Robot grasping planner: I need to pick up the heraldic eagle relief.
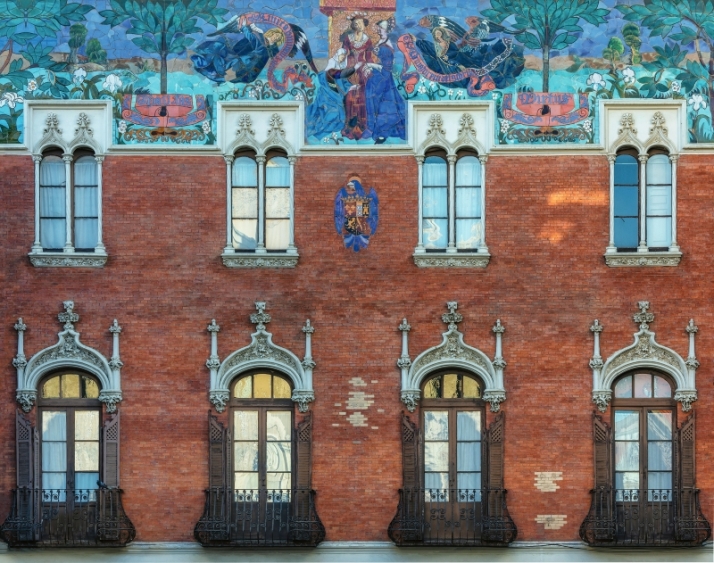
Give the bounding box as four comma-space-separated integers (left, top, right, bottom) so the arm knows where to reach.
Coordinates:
334, 177, 379, 251
1, 0, 713, 146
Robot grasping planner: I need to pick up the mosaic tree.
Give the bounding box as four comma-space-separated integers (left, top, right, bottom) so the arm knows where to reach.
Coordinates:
618, 0, 714, 114
100, 0, 227, 94
482, 0, 609, 92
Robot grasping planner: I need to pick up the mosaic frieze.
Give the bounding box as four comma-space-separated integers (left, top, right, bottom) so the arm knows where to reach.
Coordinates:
0, 1, 711, 146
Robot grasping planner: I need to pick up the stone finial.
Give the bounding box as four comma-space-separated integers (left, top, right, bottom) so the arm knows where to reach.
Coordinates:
398, 318, 411, 332
590, 319, 603, 333
492, 319, 505, 334
58, 301, 79, 331
633, 301, 654, 331
236, 113, 254, 136
250, 302, 271, 331
44, 113, 61, 135
302, 319, 314, 334
427, 113, 445, 136
207, 319, 220, 333
618, 113, 636, 134
442, 301, 463, 331
14, 318, 26, 332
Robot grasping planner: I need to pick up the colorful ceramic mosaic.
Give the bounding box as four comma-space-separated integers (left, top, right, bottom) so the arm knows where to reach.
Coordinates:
0, 1, 712, 146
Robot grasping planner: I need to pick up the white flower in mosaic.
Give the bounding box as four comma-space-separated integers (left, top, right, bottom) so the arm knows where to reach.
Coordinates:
201, 120, 211, 134
248, 89, 257, 98
671, 80, 681, 93
582, 119, 592, 132
322, 136, 330, 143
492, 92, 499, 100
73, 67, 87, 85
622, 67, 635, 85
294, 92, 304, 101
103, 74, 122, 94
27, 80, 37, 92
448, 89, 454, 96
417, 85, 427, 94
500, 119, 510, 133
689, 93, 707, 111
586, 72, 606, 91
118, 120, 127, 134
0, 92, 24, 109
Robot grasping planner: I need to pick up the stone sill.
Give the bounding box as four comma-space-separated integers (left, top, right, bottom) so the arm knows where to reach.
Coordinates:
604, 251, 682, 267
222, 252, 298, 268
29, 251, 107, 268
413, 252, 490, 268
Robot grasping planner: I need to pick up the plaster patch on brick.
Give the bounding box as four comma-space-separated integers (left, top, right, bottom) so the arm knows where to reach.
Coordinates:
334, 403, 342, 407
535, 515, 567, 530
338, 411, 346, 416
371, 426, 379, 430
331, 423, 340, 427
337, 377, 376, 427
371, 380, 379, 384
535, 471, 563, 492
349, 377, 367, 387
377, 409, 385, 413
348, 412, 368, 427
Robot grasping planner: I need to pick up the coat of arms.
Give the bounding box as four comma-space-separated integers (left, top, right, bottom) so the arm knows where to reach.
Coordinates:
334, 177, 379, 251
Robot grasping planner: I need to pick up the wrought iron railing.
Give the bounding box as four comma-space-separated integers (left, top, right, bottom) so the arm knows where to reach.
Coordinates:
0, 487, 136, 547
579, 487, 711, 546
194, 488, 325, 547
388, 488, 517, 546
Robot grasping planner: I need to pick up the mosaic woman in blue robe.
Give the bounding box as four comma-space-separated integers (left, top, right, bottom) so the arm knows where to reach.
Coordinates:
365, 19, 406, 143
306, 48, 356, 140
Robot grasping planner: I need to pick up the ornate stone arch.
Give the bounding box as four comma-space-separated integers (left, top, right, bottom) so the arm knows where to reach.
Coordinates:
66, 112, 103, 155
397, 302, 506, 413
589, 302, 698, 412
416, 113, 450, 156
261, 113, 295, 156
608, 112, 646, 156
224, 113, 261, 156
13, 301, 124, 413
206, 302, 315, 413
33, 112, 69, 155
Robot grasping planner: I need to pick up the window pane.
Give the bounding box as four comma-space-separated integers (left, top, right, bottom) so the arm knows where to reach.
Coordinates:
265, 157, 289, 186
253, 373, 272, 398
75, 411, 99, 441
40, 187, 66, 217
616, 472, 639, 491
648, 472, 672, 492
646, 217, 671, 247
234, 377, 252, 398
456, 187, 481, 218
74, 472, 99, 495
456, 219, 482, 249
266, 187, 290, 219
74, 156, 98, 185
42, 442, 67, 471
235, 472, 259, 490
425, 442, 449, 472
614, 186, 638, 216
614, 376, 632, 398
83, 376, 99, 399
423, 377, 441, 399
234, 442, 258, 471
40, 156, 66, 187
423, 188, 447, 217
232, 157, 257, 187
232, 188, 258, 218
457, 442, 481, 471
455, 156, 480, 187
646, 185, 672, 215
234, 411, 258, 440
43, 376, 61, 398
75, 218, 98, 249
634, 373, 652, 398
62, 374, 80, 398
42, 411, 67, 441
266, 442, 291, 471
40, 219, 66, 249
424, 411, 448, 441
265, 219, 289, 250
443, 374, 458, 398
648, 442, 672, 471
646, 154, 671, 185
267, 411, 291, 441
74, 187, 98, 217
653, 376, 671, 398
273, 376, 291, 399
457, 472, 481, 491
463, 376, 480, 398
423, 157, 447, 186
422, 218, 448, 249
615, 442, 639, 471
424, 472, 448, 491
75, 442, 99, 471
457, 411, 481, 441
614, 217, 638, 248
267, 472, 291, 490
232, 219, 257, 249
42, 472, 67, 491
614, 411, 639, 440
614, 155, 638, 184
648, 411, 672, 441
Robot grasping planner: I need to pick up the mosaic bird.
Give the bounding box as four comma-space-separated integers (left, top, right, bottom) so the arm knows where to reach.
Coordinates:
418, 15, 523, 47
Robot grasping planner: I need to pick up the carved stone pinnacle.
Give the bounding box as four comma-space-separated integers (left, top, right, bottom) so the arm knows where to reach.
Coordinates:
250, 302, 271, 331
14, 318, 26, 332
633, 301, 654, 331
207, 319, 220, 333
590, 320, 603, 333
492, 319, 505, 334
109, 319, 122, 333
442, 302, 463, 331
302, 319, 315, 334
686, 319, 698, 334
399, 318, 411, 332
58, 301, 79, 331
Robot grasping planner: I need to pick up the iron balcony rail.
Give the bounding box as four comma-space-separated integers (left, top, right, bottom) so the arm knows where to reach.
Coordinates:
194, 487, 325, 547
579, 487, 711, 547
0, 487, 136, 547
388, 488, 517, 546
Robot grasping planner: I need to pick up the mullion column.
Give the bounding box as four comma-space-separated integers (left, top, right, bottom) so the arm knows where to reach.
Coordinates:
669, 154, 679, 252
638, 154, 648, 252
32, 155, 42, 252
256, 156, 266, 253
447, 155, 456, 253
288, 156, 297, 253
63, 154, 73, 252
479, 155, 488, 253
95, 156, 105, 252
223, 156, 234, 253
416, 156, 424, 253
606, 155, 616, 253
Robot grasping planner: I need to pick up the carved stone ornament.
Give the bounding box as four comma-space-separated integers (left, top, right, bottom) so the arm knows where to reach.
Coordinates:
68, 112, 102, 154
228, 113, 259, 154
413, 254, 490, 268
453, 113, 485, 153
592, 302, 698, 412
262, 113, 294, 155
29, 253, 108, 268
604, 251, 681, 268
400, 302, 506, 412
35, 113, 65, 153
417, 113, 450, 154
221, 254, 298, 268
210, 302, 316, 412
13, 301, 123, 412
644, 111, 676, 154
609, 112, 645, 154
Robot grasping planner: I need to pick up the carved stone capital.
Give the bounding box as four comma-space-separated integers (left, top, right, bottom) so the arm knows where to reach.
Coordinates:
492, 319, 505, 334
592, 391, 612, 412
589, 357, 604, 370
207, 319, 221, 333
109, 319, 122, 334
685, 357, 700, 370
209, 390, 230, 413
674, 390, 697, 412
301, 358, 316, 370
292, 390, 314, 413
12, 355, 27, 370
302, 320, 315, 335
16, 390, 36, 412
397, 356, 412, 370
590, 320, 603, 333
492, 357, 507, 370
483, 391, 506, 413
99, 392, 122, 413
401, 390, 420, 412
399, 319, 411, 332
14, 318, 27, 332
686, 319, 698, 334
206, 356, 221, 371
108, 357, 124, 370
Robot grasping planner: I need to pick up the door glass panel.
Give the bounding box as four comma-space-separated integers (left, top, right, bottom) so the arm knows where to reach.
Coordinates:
634, 373, 652, 398
273, 377, 291, 399
266, 442, 291, 472
647, 442, 672, 471
425, 472, 448, 491
443, 374, 459, 398
235, 472, 259, 490
43, 377, 61, 398
267, 411, 291, 441
457, 472, 481, 490
614, 411, 639, 440
424, 411, 448, 441
424, 442, 448, 472
457, 442, 480, 471
457, 411, 481, 441
614, 376, 632, 398
234, 377, 252, 398
253, 374, 272, 398
75, 411, 99, 440
462, 376, 480, 398
75, 442, 99, 471
267, 472, 291, 491
42, 442, 67, 471
615, 442, 639, 471
62, 374, 80, 398
234, 410, 258, 440
83, 377, 99, 399
653, 376, 671, 398
647, 411, 672, 440
42, 411, 67, 441
234, 442, 258, 471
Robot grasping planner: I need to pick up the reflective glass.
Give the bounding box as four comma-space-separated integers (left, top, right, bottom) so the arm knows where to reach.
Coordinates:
253, 374, 272, 398
266, 188, 290, 218
42, 442, 67, 471
423, 157, 447, 186
232, 188, 258, 218
615, 442, 639, 471
462, 376, 480, 398
646, 154, 671, 185
455, 156, 480, 187
423, 188, 448, 217
457, 472, 481, 491
647, 411, 672, 441
614, 376, 632, 398
614, 155, 638, 184
74, 188, 97, 216
424, 472, 448, 491
646, 184, 672, 215
653, 376, 671, 398
42, 411, 67, 441
267, 472, 291, 490
74, 472, 99, 499
456, 219, 482, 249
62, 374, 80, 398
42, 472, 67, 492
75, 411, 99, 440
634, 373, 652, 398
614, 411, 639, 440
423, 377, 441, 399
75, 442, 99, 471
422, 218, 448, 248
646, 217, 671, 247
265, 218, 289, 249
75, 218, 98, 249
266, 442, 291, 471
457, 442, 480, 471
647, 472, 672, 492
273, 376, 291, 399
234, 442, 258, 471
265, 157, 289, 186
614, 217, 638, 248
234, 410, 258, 440
614, 186, 639, 216
267, 411, 291, 441
234, 472, 259, 491
424, 442, 449, 472
83, 377, 99, 399
232, 219, 257, 249
457, 411, 481, 441
647, 442, 672, 471
456, 187, 481, 217
234, 377, 252, 398
232, 157, 257, 187
443, 374, 458, 398
424, 411, 448, 441
615, 471, 639, 490
43, 376, 61, 398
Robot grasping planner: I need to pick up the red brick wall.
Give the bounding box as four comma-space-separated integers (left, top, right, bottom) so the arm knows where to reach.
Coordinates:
0, 152, 712, 542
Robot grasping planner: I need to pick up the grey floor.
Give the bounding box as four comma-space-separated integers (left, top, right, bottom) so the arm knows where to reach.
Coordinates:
0, 542, 712, 562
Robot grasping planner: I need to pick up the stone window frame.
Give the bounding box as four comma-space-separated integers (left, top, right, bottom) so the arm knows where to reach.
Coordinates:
604, 111, 682, 267
413, 114, 490, 268
221, 114, 298, 269
28, 113, 107, 268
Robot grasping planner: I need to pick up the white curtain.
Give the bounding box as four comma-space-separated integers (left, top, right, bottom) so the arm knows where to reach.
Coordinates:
232, 157, 258, 249
74, 156, 98, 249
39, 156, 66, 249
646, 154, 672, 247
